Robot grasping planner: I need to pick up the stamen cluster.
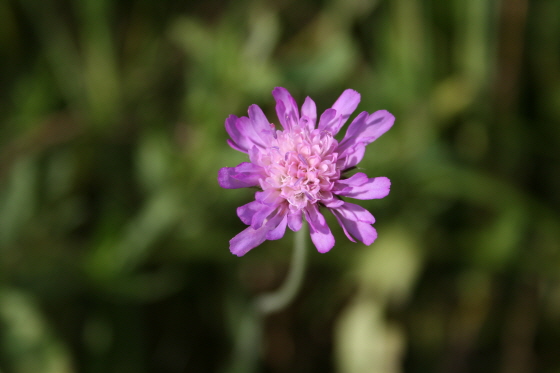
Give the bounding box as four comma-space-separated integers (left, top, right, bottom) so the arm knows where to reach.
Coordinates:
260, 128, 339, 209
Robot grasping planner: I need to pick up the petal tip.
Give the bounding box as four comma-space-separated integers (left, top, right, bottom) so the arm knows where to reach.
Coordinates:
217, 167, 230, 188
316, 244, 334, 254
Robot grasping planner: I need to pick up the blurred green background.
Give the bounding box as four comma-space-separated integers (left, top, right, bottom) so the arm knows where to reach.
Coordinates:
1, 0, 560, 372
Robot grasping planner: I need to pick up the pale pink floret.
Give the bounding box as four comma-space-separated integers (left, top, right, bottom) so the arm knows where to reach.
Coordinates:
218, 87, 394, 256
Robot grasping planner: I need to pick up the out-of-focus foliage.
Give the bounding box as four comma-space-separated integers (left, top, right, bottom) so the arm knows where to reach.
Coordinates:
1, 0, 559, 372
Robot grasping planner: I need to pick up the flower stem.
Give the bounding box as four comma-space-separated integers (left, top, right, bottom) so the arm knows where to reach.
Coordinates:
256, 222, 308, 315
226, 224, 308, 373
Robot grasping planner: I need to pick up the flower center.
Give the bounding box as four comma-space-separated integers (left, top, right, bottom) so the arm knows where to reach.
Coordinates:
260, 126, 340, 209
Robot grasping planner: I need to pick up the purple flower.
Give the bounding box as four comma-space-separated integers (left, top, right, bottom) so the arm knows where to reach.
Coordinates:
218, 87, 394, 256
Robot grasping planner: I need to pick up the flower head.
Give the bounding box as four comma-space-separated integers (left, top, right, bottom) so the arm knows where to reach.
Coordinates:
219, 87, 394, 256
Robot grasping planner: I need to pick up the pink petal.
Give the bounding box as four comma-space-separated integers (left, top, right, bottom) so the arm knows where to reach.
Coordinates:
226, 139, 247, 153
287, 209, 303, 231
229, 208, 288, 256
322, 198, 345, 208
218, 162, 264, 189
230, 225, 269, 257
330, 89, 361, 133
237, 201, 262, 225
225, 105, 276, 153
301, 97, 317, 131
272, 87, 300, 130
317, 108, 339, 133
330, 202, 378, 245
304, 204, 335, 253
225, 115, 250, 153
256, 189, 284, 206
247, 146, 263, 167
337, 110, 394, 154
266, 213, 288, 240
336, 142, 366, 170
248, 104, 275, 142
251, 204, 276, 229
333, 174, 391, 200
337, 201, 375, 223
236, 117, 266, 149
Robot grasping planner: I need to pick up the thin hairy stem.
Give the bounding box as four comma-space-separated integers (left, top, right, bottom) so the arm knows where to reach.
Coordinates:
256, 222, 308, 315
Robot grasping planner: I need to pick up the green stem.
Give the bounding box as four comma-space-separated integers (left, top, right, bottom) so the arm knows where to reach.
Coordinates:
226, 224, 309, 373
256, 222, 308, 315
